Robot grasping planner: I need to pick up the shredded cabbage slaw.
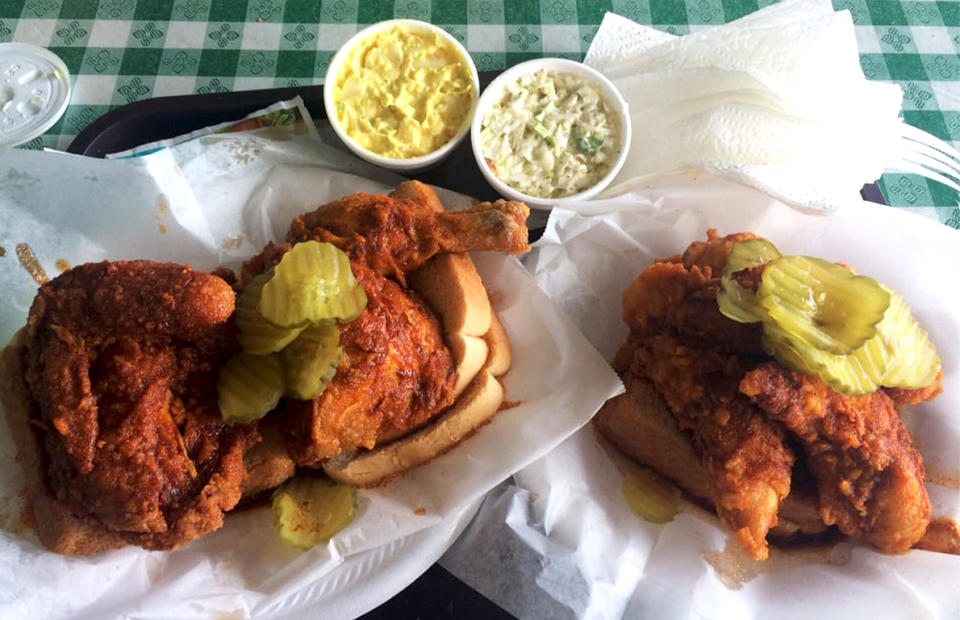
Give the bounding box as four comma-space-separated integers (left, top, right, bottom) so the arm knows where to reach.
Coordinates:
479, 70, 619, 198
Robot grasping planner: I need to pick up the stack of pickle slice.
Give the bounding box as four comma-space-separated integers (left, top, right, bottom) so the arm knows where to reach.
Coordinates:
718, 239, 941, 396
218, 240, 367, 423
217, 241, 366, 549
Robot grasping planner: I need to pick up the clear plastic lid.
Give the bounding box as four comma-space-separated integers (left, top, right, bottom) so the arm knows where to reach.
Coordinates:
0, 43, 71, 147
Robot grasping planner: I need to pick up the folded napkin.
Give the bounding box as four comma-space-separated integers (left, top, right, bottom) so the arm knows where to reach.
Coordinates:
584, 0, 905, 213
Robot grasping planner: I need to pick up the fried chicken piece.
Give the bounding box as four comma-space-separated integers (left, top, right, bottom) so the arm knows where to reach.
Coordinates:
243, 182, 525, 466
623, 236, 796, 561
22, 261, 258, 550
281, 261, 456, 465
286, 181, 529, 282
740, 363, 931, 553
884, 371, 944, 406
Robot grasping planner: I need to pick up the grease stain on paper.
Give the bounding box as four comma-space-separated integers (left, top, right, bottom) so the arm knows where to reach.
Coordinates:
154, 195, 169, 234
0, 488, 34, 538
16, 243, 48, 285
702, 537, 852, 590
221, 235, 243, 250
6, 168, 39, 187
925, 462, 960, 491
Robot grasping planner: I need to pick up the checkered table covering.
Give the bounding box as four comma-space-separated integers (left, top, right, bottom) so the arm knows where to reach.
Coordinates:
2, 0, 958, 227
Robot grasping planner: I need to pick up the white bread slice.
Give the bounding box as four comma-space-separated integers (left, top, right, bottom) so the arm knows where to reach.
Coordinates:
409, 252, 493, 398
240, 418, 295, 498
323, 351, 507, 487
484, 311, 511, 377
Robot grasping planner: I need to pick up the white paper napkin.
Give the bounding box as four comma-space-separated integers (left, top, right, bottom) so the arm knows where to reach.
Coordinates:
584, 0, 905, 213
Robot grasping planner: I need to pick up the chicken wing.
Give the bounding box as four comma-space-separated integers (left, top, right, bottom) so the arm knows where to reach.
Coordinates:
22, 261, 257, 550
286, 181, 529, 281
740, 363, 931, 553
623, 236, 796, 561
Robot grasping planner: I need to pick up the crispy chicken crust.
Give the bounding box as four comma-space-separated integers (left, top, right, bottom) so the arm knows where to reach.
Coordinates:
243, 181, 523, 466
286, 191, 529, 284
623, 229, 941, 559
741, 363, 932, 553
22, 261, 258, 549
622, 232, 795, 561
281, 261, 456, 465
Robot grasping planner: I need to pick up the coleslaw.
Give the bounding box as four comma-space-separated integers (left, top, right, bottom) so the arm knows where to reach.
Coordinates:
478, 70, 620, 198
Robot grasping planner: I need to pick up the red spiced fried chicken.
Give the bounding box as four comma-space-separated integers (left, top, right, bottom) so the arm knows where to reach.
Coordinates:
20, 261, 257, 551
741, 363, 932, 553
242, 180, 529, 467
606, 230, 941, 560
621, 234, 795, 561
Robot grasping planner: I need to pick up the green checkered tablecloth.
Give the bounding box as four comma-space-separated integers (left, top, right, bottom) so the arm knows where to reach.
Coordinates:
2, 0, 959, 227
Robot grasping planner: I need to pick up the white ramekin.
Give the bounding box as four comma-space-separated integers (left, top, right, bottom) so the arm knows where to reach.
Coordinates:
470, 58, 632, 209
324, 20, 480, 173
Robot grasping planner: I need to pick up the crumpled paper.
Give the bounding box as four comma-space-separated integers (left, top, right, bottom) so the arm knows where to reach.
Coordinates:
440, 172, 960, 619
0, 132, 622, 619
584, 0, 905, 214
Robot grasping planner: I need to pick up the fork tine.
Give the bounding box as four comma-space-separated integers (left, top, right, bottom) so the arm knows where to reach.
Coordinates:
891, 158, 960, 194
901, 141, 960, 182
901, 124, 960, 166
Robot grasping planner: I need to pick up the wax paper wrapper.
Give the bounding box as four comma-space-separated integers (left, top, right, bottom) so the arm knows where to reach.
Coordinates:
441, 172, 960, 619
0, 134, 622, 619
584, 0, 906, 214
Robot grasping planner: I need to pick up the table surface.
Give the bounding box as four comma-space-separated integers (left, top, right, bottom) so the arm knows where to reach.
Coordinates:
2, 0, 958, 616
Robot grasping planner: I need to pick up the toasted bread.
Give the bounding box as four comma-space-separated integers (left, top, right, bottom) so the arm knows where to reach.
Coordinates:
595, 344, 827, 538
241, 418, 295, 498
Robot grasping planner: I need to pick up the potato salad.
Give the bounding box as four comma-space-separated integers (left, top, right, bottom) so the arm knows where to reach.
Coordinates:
479, 70, 619, 198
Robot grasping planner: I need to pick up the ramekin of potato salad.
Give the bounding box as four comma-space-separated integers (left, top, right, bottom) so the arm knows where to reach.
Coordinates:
472, 58, 630, 208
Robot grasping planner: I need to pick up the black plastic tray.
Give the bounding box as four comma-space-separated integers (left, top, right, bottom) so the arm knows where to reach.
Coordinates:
68, 77, 886, 207
68, 72, 507, 205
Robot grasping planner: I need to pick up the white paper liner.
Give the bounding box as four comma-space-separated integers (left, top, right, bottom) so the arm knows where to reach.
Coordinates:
0, 135, 622, 618
442, 171, 960, 619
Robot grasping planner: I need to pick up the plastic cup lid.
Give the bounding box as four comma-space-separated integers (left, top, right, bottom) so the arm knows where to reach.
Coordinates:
0, 43, 71, 147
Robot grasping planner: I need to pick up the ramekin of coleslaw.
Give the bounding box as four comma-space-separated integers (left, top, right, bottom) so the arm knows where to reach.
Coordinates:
471, 58, 631, 208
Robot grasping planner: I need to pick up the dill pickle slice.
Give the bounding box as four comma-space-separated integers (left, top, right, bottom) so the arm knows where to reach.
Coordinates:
761, 328, 886, 396
761, 285, 940, 395
272, 477, 357, 550
875, 287, 941, 389
281, 322, 341, 400
236, 272, 306, 354
217, 352, 284, 424
258, 241, 367, 328
759, 255, 890, 354
621, 469, 680, 524
717, 239, 782, 324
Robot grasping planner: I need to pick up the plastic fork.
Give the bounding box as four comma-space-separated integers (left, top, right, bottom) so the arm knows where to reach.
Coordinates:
892, 123, 960, 194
